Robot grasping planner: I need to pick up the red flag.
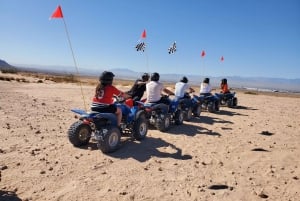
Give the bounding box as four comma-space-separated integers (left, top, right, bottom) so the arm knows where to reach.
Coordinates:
141, 29, 147, 39
50, 5, 63, 19
220, 56, 224, 62
201, 50, 206, 58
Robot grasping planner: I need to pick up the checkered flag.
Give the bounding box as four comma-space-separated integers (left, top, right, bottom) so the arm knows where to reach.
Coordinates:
168, 41, 177, 54
135, 42, 146, 52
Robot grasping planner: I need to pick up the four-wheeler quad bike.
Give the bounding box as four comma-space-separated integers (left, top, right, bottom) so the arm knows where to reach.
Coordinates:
215, 92, 238, 108
177, 92, 201, 121
137, 95, 184, 132
194, 93, 220, 113
68, 98, 148, 153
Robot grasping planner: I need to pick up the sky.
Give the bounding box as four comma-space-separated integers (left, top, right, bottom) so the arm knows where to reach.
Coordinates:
0, 0, 300, 79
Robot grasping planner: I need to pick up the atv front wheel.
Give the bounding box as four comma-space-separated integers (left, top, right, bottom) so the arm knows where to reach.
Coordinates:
68, 121, 91, 147
207, 101, 216, 113
97, 127, 121, 153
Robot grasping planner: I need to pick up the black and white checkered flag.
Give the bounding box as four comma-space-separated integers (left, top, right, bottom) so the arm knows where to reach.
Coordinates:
135, 42, 146, 52
168, 41, 177, 54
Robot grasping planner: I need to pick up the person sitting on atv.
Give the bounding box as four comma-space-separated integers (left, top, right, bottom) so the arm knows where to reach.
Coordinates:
91, 71, 130, 127
126, 73, 149, 101
220, 78, 230, 94
146, 72, 174, 105
174, 76, 195, 100
199, 77, 213, 96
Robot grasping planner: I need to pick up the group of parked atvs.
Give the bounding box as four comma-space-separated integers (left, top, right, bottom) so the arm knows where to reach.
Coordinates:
68, 92, 238, 153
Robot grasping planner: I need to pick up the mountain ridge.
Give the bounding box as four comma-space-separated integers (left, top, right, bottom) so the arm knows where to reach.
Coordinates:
2, 60, 300, 92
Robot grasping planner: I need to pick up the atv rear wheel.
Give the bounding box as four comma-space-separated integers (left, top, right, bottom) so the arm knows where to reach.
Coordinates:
156, 114, 171, 132
68, 121, 91, 147
185, 108, 193, 121
215, 101, 220, 111
133, 116, 148, 140
97, 127, 121, 153
175, 110, 184, 125
207, 101, 215, 113
193, 105, 201, 117
232, 97, 238, 107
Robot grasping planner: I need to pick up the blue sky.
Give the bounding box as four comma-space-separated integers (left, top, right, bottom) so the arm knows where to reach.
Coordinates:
0, 0, 299, 79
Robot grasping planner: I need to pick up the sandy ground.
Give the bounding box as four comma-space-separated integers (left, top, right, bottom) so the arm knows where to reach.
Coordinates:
0, 74, 300, 201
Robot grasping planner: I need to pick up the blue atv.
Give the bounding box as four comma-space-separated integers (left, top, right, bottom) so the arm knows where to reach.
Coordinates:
177, 93, 202, 121
137, 95, 184, 132
215, 92, 238, 108
68, 98, 148, 153
194, 93, 220, 113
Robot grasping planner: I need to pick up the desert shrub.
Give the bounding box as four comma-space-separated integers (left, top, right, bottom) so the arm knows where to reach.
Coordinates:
244, 91, 258, 95
50, 74, 79, 83
0, 68, 18, 74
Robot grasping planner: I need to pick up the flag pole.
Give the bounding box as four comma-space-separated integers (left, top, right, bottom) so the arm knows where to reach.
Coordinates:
61, 18, 87, 111
51, 5, 87, 111
144, 41, 149, 74
201, 50, 206, 78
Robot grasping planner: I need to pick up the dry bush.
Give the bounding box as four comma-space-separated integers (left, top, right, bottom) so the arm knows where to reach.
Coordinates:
0, 68, 18, 74
244, 91, 258, 95
0, 76, 15, 81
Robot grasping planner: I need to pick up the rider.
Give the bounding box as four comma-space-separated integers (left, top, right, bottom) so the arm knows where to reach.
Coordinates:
91, 71, 129, 127
199, 77, 212, 96
146, 72, 174, 105
127, 73, 149, 101
174, 76, 195, 100
220, 78, 230, 94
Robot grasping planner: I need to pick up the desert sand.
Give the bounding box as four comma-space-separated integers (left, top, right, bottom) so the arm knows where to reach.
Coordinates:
1, 73, 300, 201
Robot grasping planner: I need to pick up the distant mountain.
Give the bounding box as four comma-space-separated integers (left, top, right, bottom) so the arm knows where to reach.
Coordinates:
3, 61, 300, 92
0, 59, 18, 72
0, 59, 12, 68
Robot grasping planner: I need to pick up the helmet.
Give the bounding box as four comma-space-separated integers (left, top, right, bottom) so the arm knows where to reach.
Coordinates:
142, 73, 149, 81
180, 76, 188, 83
150, 72, 160, 81
99, 71, 115, 85
221, 78, 227, 85
203, 77, 210, 84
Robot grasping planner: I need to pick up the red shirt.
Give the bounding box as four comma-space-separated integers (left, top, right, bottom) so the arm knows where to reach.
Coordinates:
220, 83, 230, 93
93, 85, 122, 104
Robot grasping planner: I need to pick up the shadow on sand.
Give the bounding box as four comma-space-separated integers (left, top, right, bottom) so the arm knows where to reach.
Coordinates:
0, 190, 21, 201
78, 137, 192, 162
164, 122, 222, 137
109, 136, 193, 162
192, 115, 233, 125
234, 105, 258, 110
217, 109, 248, 116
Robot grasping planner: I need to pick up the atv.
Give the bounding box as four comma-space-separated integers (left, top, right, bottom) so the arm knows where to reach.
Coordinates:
177, 92, 201, 121
194, 93, 220, 113
137, 95, 184, 132
68, 98, 148, 153
215, 92, 238, 108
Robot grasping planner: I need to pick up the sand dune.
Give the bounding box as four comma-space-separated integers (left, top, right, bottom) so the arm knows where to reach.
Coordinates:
0, 74, 300, 201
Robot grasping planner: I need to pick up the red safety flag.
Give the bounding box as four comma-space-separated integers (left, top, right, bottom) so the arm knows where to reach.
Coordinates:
220, 56, 224, 62
201, 50, 206, 58
50, 5, 63, 19
141, 29, 147, 39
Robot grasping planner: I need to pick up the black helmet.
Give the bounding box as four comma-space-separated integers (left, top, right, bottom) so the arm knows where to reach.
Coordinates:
203, 77, 210, 84
150, 72, 160, 81
180, 76, 188, 83
142, 73, 149, 81
99, 71, 115, 85
221, 78, 227, 85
